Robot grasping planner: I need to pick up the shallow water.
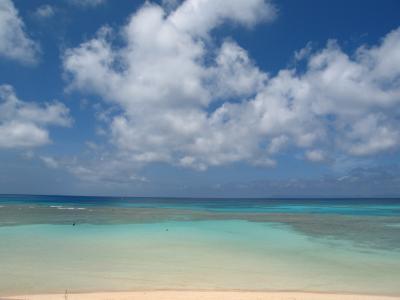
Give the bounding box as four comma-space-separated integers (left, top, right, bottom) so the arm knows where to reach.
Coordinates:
0, 195, 399, 296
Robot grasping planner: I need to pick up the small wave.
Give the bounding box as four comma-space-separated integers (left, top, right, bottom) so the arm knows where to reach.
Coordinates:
386, 223, 400, 228
50, 206, 86, 210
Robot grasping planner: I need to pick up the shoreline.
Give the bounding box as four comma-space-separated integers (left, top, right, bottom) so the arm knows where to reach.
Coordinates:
4, 291, 400, 300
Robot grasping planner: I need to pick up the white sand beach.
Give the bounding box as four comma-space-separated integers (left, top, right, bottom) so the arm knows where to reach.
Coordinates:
5, 291, 400, 300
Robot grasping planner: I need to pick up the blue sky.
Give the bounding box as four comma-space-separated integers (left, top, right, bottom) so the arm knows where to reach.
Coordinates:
0, 0, 400, 197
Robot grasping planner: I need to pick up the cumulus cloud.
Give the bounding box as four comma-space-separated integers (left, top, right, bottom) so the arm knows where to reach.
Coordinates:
63, 0, 275, 171
0, 85, 72, 149
63, 0, 400, 173
0, 0, 39, 64
168, 0, 276, 37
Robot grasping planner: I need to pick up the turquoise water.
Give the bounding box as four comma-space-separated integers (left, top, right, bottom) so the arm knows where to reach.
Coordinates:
0, 196, 400, 296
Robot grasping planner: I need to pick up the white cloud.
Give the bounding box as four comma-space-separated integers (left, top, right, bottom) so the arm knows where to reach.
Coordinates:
0, 85, 72, 149
64, 0, 276, 171
168, 0, 276, 37
343, 113, 399, 156
305, 150, 326, 162
0, 0, 39, 64
210, 40, 268, 99
294, 42, 312, 61
33, 4, 55, 19
63, 0, 400, 174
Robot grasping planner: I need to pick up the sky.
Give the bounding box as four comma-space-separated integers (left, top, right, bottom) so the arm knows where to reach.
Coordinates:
0, 0, 400, 197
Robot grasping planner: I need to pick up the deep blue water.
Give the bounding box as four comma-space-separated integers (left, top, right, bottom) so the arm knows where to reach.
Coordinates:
1, 194, 400, 216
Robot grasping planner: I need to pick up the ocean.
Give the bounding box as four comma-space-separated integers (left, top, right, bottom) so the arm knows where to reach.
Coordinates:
0, 195, 399, 296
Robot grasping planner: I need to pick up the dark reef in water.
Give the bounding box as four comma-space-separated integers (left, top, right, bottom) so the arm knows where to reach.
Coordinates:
0, 203, 399, 251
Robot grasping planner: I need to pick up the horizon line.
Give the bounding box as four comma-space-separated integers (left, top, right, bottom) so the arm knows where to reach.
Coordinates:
1, 193, 400, 199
